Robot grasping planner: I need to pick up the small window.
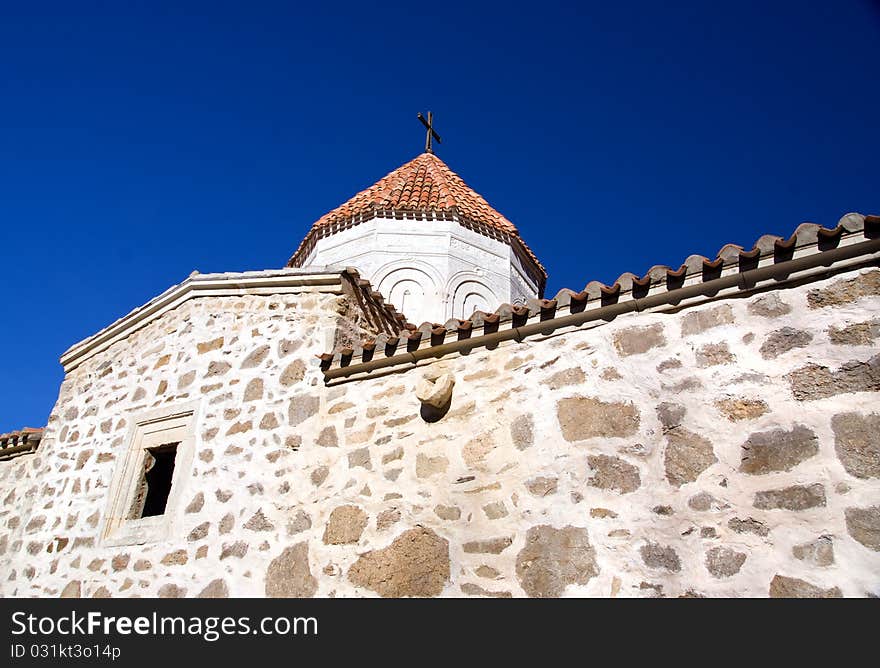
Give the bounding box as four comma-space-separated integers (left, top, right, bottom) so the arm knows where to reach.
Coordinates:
131, 442, 179, 519
102, 402, 198, 547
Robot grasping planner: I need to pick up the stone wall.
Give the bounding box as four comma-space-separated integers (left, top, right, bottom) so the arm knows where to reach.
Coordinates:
1, 266, 878, 597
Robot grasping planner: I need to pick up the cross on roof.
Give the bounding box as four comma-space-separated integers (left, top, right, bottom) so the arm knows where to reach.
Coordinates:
417, 111, 442, 154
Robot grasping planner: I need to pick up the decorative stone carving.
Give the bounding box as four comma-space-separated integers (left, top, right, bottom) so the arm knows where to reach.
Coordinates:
415, 372, 455, 409
415, 366, 457, 421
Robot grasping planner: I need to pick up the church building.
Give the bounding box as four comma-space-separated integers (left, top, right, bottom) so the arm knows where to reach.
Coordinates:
1, 128, 878, 598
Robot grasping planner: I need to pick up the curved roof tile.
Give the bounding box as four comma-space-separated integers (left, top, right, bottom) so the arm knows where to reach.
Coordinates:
322, 212, 879, 370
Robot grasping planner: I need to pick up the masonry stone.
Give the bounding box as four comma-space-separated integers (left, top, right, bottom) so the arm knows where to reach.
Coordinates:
197, 337, 223, 354
158, 584, 186, 598
376, 508, 401, 530
728, 517, 770, 537
768, 575, 842, 598
557, 397, 640, 441
831, 412, 880, 479
185, 492, 205, 514
198, 579, 229, 598
828, 319, 880, 345
806, 270, 880, 309
792, 536, 834, 566
289, 394, 320, 426
688, 492, 722, 512
244, 378, 263, 402
460, 583, 511, 597
524, 476, 558, 497
656, 402, 685, 430
705, 547, 746, 578
244, 509, 275, 532
311, 466, 329, 486
188, 522, 210, 542
787, 354, 880, 401
748, 293, 791, 318
323, 506, 368, 545
316, 426, 338, 447
640, 542, 681, 572
515, 525, 598, 597
844, 506, 880, 551
241, 345, 270, 369
463, 537, 513, 554
60, 580, 81, 598
715, 398, 768, 421
265, 543, 318, 598
348, 528, 449, 597
587, 455, 641, 494
613, 324, 666, 357
664, 428, 716, 488
739, 425, 818, 474
416, 453, 448, 478
543, 367, 586, 389
510, 414, 534, 450
206, 361, 231, 377
695, 342, 735, 367
680, 305, 734, 336
286, 510, 312, 536
434, 505, 461, 520
754, 484, 826, 511
220, 542, 248, 560
760, 327, 813, 359
280, 360, 307, 386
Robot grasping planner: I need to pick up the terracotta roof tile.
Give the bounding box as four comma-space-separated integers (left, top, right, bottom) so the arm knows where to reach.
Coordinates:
0, 427, 43, 459
0, 427, 43, 440
320, 212, 880, 375
288, 152, 546, 279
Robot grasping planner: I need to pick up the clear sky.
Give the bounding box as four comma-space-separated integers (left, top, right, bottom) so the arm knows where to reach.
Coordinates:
1, 1, 877, 430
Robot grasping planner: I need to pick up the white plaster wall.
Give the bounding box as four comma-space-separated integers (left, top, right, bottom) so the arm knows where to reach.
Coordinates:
300, 217, 541, 323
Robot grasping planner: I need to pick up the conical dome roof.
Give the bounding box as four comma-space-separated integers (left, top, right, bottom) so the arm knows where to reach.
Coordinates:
287, 152, 546, 281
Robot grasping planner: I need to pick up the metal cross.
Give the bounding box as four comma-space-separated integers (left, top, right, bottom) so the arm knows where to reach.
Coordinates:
417, 111, 442, 154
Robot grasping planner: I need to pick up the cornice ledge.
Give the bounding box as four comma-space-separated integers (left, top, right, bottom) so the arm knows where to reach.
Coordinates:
59, 267, 349, 373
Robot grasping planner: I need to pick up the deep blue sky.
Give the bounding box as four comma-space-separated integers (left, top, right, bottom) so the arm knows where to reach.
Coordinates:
1, 1, 877, 430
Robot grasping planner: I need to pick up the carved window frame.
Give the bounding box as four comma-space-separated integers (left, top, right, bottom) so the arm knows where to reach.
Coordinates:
101, 401, 199, 547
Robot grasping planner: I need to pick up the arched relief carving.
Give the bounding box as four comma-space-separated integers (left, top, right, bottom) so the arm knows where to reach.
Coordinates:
451, 279, 497, 320
373, 259, 443, 292
375, 264, 439, 325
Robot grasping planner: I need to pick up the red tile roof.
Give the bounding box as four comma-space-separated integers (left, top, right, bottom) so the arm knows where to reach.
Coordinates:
287, 152, 546, 282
